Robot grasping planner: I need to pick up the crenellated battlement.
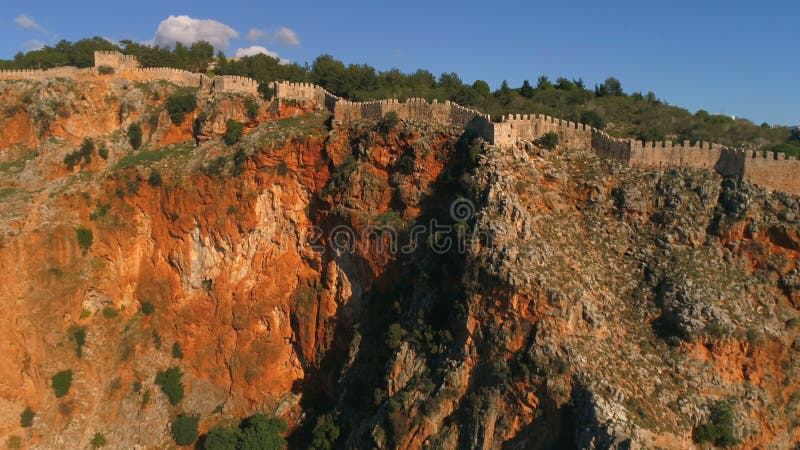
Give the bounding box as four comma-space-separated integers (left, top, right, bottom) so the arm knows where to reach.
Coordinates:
212, 75, 259, 95
0, 55, 797, 195
94, 51, 140, 72
0, 66, 85, 81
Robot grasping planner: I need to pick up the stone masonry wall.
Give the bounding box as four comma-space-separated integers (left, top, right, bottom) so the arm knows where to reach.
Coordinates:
213, 75, 259, 95
94, 51, 140, 72
0, 66, 84, 81
744, 151, 800, 194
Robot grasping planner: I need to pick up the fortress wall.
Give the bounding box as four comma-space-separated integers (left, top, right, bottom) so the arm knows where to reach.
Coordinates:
744, 151, 800, 195
94, 51, 140, 71
273, 81, 337, 106
493, 114, 593, 149
0, 66, 82, 81
629, 140, 723, 170
591, 130, 631, 161
2, 53, 799, 196
213, 75, 259, 95
135, 67, 204, 87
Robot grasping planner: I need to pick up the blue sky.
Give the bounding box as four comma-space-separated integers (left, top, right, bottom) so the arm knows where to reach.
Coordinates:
2, 0, 797, 125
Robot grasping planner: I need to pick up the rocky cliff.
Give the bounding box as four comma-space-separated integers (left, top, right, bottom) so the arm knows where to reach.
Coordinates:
0, 74, 798, 449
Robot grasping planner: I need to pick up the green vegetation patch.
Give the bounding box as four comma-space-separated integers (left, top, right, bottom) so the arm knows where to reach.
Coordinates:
51, 369, 73, 397
155, 366, 184, 405
170, 414, 199, 446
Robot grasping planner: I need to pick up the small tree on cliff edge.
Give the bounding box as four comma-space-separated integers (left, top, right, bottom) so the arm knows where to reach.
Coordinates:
128, 123, 142, 149
224, 120, 244, 145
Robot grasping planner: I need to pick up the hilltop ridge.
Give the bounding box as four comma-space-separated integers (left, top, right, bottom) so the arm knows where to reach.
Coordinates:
2, 51, 799, 196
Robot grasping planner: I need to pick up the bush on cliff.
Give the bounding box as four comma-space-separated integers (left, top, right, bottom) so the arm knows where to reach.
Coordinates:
64, 139, 95, 170
155, 366, 184, 405
76, 227, 93, 254
204, 424, 240, 450
377, 111, 399, 136
238, 414, 287, 450
170, 414, 199, 446
309, 414, 340, 450
90, 432, 106, 448
165, 90, 197, 125
19, 407, 34, 428
52, 369, 73, 397
73, 327, 86, 358
147, 169, 162, 187
202, 414, 287, 450
693, 399, 740, 447
128, 123, 142, 149
141, 301, 155, 315
224, 120, 244, 145
245, 97, 260, 121
536, 132, 559, 150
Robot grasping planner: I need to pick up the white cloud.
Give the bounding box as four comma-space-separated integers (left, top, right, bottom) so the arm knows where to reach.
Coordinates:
23, 40, 45, 51
154, 15, 239, 50
14, 15, 44, 32
274, 27, 300, 46
246, 28, 265, 42
234, 45, 289, 64
234, 45, 278, 58
246, 26, 300, 46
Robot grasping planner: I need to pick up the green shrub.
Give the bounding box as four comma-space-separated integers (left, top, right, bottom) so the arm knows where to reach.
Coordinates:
386, 323, 405, 350
171, 342, 183, 359
73, 327, 86, 358
132, 380, 142, 392
165, 90, 197, 125
102, 306, 118, 318
170, 414, 199, 446
579, 110, 606, 129
202, 157, 227, 177
204, 424, 240, 450
155, 366, 184, 405
277, 160, 289, 176
637, 127, 666, 143
257, 82, 274, 100
224, 119, 244, 145
128, 123, 143, 149
6, 435, 21, 449
64, 139, 94, 170
97, 65, 114, 75
52, 369, 73, 398
309, 414, 340, 450
245, 97, 260, 121
231, 148, 248, 176
141, 301, 155, 315
90, 432, 106, 448
536, 132, 559, 150
377, 111, 399, 135
76, 227, 93, 254
694, 399, 740, 447
238, 414, 287, 450
148, 169, 162, 187
19, 407, 35, 428
97, 144, 109, 160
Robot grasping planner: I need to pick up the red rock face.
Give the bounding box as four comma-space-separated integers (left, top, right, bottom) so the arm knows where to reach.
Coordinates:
0, 73, 467, 447
2, 74, 800, 449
